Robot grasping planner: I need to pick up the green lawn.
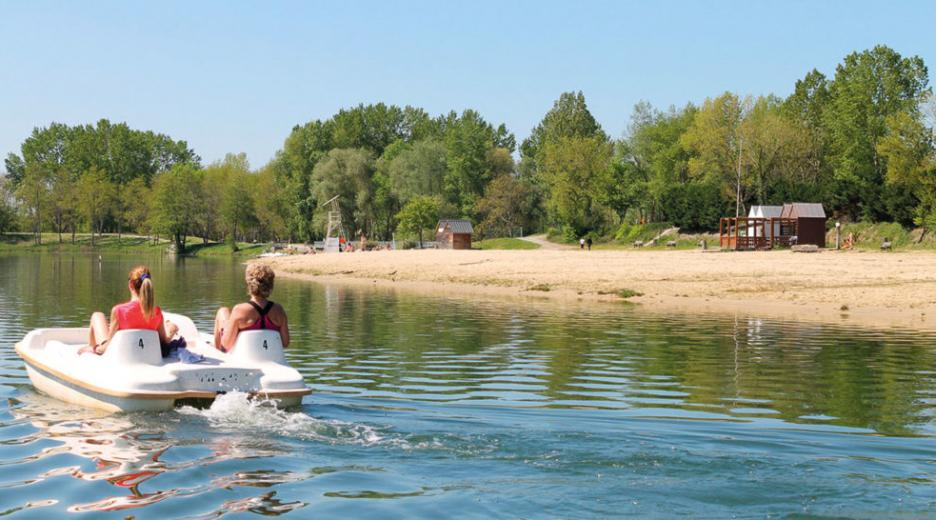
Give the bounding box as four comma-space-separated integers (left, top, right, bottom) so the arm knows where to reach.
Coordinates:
187, 241, 266, 256
474, 237, 540, 250
0, 233, 164, 252
0, 233, 266, 257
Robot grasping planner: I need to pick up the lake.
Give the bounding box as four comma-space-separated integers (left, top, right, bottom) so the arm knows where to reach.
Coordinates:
0, 252, 934, 518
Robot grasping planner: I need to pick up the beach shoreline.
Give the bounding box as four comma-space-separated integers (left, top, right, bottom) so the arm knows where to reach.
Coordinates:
262, 248, 936, 331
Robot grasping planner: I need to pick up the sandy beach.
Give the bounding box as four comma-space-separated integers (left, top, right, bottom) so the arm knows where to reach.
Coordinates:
263, 248, 936, 331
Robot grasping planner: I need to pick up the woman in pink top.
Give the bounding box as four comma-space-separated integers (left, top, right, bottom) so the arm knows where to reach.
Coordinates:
79, 265, 176, 355
213, 264, 290, 353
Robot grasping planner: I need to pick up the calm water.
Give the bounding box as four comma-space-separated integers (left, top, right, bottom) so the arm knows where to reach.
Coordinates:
0, 253, 934, 518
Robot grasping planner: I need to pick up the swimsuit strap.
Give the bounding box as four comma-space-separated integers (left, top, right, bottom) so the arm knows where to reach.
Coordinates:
247, 300, 274, 329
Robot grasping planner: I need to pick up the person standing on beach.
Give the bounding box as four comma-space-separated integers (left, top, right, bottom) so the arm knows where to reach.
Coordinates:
586, 237, 592, 251
580, 238, 585, 249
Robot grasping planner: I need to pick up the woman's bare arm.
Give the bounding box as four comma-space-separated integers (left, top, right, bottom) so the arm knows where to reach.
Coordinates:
220, 305, 245, 350
157, 318, 171, 345
279, 306, 290, 348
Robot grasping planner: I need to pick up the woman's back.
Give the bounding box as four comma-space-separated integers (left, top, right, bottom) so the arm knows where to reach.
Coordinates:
240, 300, 282, 332
114, 300, 163, 331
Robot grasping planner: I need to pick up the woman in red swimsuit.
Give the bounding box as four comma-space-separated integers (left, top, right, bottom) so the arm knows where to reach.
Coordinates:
213, 264, 290, 353
80, 265, 176, 355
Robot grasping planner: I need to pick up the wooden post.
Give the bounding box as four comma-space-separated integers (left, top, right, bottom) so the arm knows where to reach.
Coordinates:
719, 218, 723, 248
768, 217, 773, 249
734, 217, 739, 250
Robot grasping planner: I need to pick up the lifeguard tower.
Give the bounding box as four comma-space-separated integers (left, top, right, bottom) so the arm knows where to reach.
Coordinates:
321, 195, 345, 253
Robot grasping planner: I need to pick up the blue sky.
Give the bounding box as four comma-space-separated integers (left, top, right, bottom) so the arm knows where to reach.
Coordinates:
1, 1, 934, 168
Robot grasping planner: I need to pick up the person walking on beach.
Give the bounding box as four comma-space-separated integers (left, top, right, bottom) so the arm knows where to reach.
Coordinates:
586, 237, 593, 251
580, 237, 585, 249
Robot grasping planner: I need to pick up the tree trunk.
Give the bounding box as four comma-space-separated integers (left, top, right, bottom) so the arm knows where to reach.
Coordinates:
418, 229, 423, 249
231, 223, 239, 251
35, 184, 41, 245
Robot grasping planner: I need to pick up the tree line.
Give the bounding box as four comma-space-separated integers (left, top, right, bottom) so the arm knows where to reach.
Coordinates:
2, 45, 935, 249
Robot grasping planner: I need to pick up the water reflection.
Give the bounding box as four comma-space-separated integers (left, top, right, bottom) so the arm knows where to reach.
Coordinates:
5, 391, 324, 514
290, 287, 936, 437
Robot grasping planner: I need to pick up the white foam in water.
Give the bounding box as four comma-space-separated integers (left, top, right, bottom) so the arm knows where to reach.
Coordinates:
176, 392, 393, 446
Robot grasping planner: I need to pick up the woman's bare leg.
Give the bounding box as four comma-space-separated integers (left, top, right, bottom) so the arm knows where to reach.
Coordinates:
88, 312, 109, 347
214, 307, 231, 350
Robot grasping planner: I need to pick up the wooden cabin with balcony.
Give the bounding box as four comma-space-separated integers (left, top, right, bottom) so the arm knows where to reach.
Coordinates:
719, 203, 826, 250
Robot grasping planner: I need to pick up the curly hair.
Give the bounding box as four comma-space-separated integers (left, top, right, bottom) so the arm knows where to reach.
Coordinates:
245, 264, 275, 298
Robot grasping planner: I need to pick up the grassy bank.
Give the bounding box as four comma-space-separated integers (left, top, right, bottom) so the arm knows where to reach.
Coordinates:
829, 222, 936, 250
543, 221, 936, 251
474, 237, 540, 250
0, 233, 266, 257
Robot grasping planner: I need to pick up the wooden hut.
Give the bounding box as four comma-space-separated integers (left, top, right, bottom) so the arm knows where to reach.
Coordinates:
435, 219, 473, 249
719, 202, 826, 250
748, 205, 783, 238
780, 203, 827, 247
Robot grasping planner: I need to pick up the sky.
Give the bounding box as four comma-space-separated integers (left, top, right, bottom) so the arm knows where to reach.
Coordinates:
2, 0, 935, 168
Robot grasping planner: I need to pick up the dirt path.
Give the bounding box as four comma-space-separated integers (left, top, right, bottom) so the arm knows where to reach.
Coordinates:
518, 234, 576, 250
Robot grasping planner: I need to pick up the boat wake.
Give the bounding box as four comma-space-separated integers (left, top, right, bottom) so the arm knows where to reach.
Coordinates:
176, 392, 399, 447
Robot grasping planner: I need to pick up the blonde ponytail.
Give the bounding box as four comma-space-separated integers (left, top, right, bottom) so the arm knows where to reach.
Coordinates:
139, 277, 155, 319
129, 265, 155, 319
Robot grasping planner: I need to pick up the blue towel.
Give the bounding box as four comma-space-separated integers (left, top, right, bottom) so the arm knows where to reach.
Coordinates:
162, 337, 206, 364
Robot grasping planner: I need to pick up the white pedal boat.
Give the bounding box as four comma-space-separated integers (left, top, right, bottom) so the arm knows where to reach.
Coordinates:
15, 312, 310, 412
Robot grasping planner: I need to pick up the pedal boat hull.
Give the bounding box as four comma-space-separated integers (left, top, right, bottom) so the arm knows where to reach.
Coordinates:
15, 314, 310, 412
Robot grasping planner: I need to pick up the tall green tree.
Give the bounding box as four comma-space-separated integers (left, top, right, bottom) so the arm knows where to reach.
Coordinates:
253, 163, 290, 242
149, 164, 201, 253
474, 174, 539, 238
201, 153, 252, 244
276, 119, 334, 241
220, 167, 257, 248
0, 176, 16, 233
621, 102, 697, 221
442, 110, 511, 215
739, 96, 807, 205
311, 148, 376, 237
48, 169, 79, 243
331, 103, 406, 155
782, 69, 832, 192
13, 165, 51, 244
539, 136, 614, 235
396, 195, 441, 248
825, 45, 930, 220
77, 167, 117, 246
10, 120, 198, 188
521, 92, 609, 233
520, 91, 607, 172
117, 177, 151, 242
680, 92, 748, 216
877, 111, 936, 234
387, 140, 447, 204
